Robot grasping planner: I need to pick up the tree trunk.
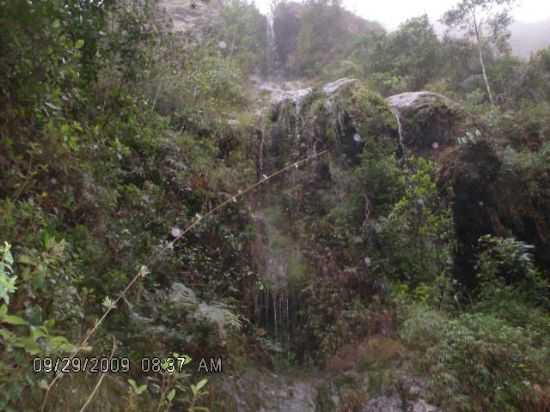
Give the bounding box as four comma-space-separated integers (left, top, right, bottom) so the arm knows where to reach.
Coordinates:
477, 41, 495, 105
473, 13, 495, 105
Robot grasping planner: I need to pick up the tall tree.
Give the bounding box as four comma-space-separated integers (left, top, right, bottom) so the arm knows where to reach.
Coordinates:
294, 0, 346, 76
218, 0, 268, 74
443, 0, 516, 105
388, 15, 442, 90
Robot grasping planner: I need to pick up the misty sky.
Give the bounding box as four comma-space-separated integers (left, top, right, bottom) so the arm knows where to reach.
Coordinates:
253, 0, 550, 30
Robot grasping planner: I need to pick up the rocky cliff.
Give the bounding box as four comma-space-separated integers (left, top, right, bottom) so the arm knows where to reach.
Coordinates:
263, 80, 550, 292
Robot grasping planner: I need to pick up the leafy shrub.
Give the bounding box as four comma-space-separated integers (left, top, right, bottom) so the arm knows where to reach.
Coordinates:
0, 242, 77, 410
400, 304, 448, 352
423, 313, 549, 412
400, 234, 550, 411
378, 157, 455, 288
475, 235, 550, 312
300, 282, 370, 361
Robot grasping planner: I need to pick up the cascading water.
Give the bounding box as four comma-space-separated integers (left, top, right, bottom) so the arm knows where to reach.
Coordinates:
252, 207, 302, 357
390, 108, 406, 158
264, 13, 276, 79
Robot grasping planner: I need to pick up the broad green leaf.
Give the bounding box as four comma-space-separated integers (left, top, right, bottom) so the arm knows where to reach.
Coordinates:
1, 314, 28, 326
0, 275, 17, 304
133, 381, 148, 395
17, 255, 34, 265
195, 378, 208, 392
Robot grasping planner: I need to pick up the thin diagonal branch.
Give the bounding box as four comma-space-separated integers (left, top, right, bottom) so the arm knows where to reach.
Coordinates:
79, 337, 117, 412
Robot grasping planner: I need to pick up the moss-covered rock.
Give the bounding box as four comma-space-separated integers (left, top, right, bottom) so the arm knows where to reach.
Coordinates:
266, 78, 398, 171
383, 91, 550, 286
386, 91, 479, 156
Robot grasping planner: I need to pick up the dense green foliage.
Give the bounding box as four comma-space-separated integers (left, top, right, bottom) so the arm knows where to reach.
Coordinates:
0, 0, 261, 410
1, 0, 549, 411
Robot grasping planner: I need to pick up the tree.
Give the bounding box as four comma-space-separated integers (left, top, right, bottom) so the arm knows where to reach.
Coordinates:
218, 0, 268, 74
443, 0, 516, 106
386, 15, 442, 90
273, 1, 302, 69
358, 15, 441, 93
523, 47, 550, 102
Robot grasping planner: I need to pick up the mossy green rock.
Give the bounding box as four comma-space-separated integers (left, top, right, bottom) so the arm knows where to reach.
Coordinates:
386, 91, 474, 155
267, 78, 398, 170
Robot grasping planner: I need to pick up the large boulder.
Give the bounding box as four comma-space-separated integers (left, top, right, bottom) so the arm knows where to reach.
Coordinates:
361, 395, 440, 412
387, 90, 550, 285
386, 91, 479, 156
266, 78, 398, 172
265, 82, 550, 289
220, 368, 331, 412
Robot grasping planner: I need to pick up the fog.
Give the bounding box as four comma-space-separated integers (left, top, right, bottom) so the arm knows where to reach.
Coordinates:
253, 0, 550, 30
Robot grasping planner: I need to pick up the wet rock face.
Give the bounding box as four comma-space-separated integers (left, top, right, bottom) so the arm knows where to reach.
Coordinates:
440, 141, 550, 289
361, 373, 441, 412
220, 368, 332, 412
220, 367, 440, 412
439, 141, 502, 288
360, 394, 440, 412
494, 172, 550, 271
386, 92, 469, 155
265, 78, 398, 172
387, 90, 550, 285
264, 81, 550, 290
361, 395, 403, 412
323, 78, 358, 96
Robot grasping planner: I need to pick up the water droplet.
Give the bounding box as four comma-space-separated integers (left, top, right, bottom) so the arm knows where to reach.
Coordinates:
171, 227, 183, 238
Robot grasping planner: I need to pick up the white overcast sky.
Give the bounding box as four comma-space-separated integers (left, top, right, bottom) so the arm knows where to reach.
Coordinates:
252, 0, 550, 30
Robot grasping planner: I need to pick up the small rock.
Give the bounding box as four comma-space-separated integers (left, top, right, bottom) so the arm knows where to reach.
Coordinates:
323, 78, 357, 96
168, 282, 198, 309
398, 375, 428, 400
361, 395, 402, 412
410, 399, 440, 412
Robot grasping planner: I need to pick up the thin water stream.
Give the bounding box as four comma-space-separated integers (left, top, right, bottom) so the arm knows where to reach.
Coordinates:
390, 107, 406, 157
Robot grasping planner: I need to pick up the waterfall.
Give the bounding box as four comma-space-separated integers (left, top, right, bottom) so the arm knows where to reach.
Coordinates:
391, 108, 406, 158
265, 13, 276, 79
252, 209, 301, 356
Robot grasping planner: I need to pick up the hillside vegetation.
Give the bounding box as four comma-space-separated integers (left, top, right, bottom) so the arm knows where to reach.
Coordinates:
0, 0, 549, 411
